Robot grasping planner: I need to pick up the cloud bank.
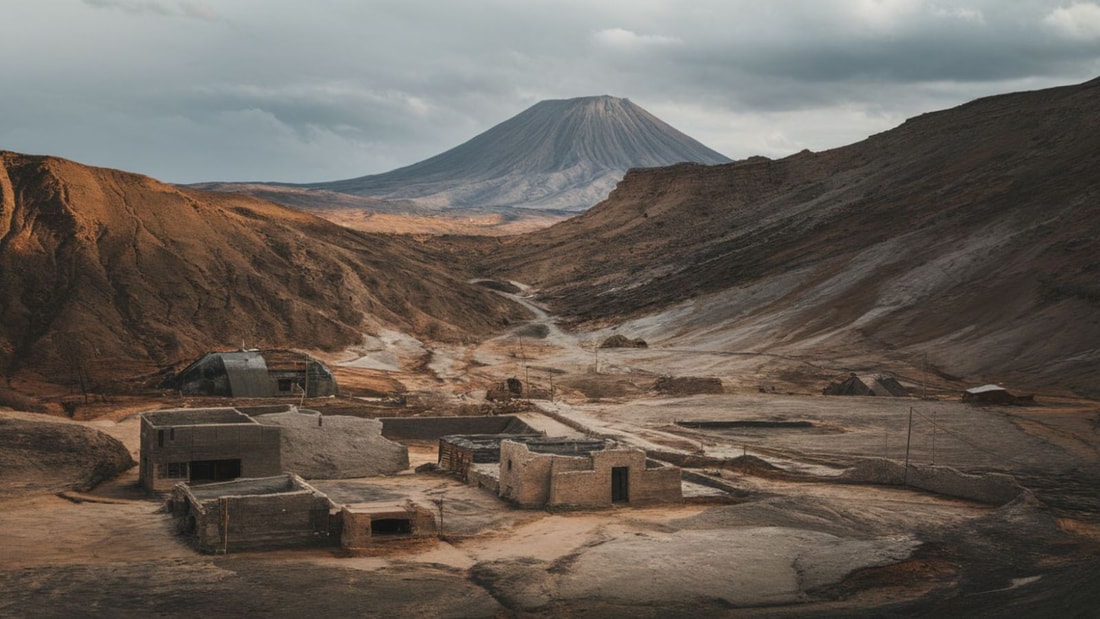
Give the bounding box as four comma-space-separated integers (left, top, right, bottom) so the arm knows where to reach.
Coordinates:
2, 1, 1098, 183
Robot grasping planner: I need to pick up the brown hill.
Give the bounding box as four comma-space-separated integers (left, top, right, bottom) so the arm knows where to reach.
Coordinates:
473, 77, 1100, 395
0, 152, 527, 385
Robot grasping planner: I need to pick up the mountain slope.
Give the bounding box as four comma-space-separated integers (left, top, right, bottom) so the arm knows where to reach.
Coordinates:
470, 78, 1100, 395
0, 151, 527, 382
206, 96, 729, 214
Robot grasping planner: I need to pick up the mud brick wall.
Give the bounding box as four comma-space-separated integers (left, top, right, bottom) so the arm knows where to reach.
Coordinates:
500, 441, 683, 509
499, 441, 557, 507
192, 491, 335, 553
381, 416, 536, 441
550, 449, 682, 508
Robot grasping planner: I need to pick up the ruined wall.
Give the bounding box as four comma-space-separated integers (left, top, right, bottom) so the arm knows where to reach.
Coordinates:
842, 459, 1026, 505
499, 441, 556, 508
550, 449, 682, 508
380, 415, 535, 441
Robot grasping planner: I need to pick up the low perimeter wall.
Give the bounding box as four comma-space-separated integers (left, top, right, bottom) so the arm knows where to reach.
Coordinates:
380, 415, 536, 441
842, 459, 1027, 505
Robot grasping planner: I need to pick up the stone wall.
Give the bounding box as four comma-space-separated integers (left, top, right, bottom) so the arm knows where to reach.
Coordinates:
842, 459, 1027, 505
499, 440, 682, 509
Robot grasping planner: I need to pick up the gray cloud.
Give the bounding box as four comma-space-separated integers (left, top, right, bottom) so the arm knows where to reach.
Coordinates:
82, 0, 220, 20
2, 1, 1099, 183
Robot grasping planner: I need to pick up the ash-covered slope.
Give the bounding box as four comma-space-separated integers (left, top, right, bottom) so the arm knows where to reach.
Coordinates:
301, 95, 730, 211
0, 151, 526, 381
476, 78, 1100, 395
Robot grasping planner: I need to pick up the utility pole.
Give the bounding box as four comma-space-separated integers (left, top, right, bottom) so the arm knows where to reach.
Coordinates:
520, 338, 529, 398
931, 409, 937, 465
922, 352, 928, 399
904, 406, 914, 485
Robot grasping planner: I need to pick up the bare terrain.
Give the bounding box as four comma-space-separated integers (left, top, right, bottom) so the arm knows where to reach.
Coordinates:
2, 283, 1099, 617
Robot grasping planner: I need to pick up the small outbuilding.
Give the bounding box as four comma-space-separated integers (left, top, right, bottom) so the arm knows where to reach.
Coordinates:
340, 501, 437, 550
823, 374, 909, 397
173, 349, 338, 398
498, 438, 682, 509
962, 384, 1034, 405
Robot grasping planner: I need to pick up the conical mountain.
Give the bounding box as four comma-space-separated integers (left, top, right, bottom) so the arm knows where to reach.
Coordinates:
476, 77, 1100, 396
305, 96, 730, 211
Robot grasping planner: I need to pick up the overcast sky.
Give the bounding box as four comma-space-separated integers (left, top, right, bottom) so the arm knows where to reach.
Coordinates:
2, 1, 1099, 184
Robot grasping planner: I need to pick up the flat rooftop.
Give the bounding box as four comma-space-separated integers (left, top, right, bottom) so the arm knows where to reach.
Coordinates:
143, 407, 259, 427
520, 438, 609, 456
185, 475, 316, 501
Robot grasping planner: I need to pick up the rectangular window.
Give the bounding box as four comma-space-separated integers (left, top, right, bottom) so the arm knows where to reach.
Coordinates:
157, 429, 164, 447
158, 462, 188, 479
169, 427, 175, 441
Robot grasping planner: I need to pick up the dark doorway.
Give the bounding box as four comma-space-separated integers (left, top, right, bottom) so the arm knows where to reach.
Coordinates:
189, 459, 242, 483
371, 518, 413, 536
611, 466, 629, 503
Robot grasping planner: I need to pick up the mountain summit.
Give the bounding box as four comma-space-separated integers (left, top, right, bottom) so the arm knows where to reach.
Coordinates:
303, 96, 730, 212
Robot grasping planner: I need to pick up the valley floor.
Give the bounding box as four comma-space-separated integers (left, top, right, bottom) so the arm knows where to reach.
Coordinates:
2, 286, 1099, 617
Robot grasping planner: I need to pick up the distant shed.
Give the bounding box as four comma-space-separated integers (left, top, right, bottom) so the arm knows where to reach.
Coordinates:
962, 384, 1033, 405
823, 374, 909, 397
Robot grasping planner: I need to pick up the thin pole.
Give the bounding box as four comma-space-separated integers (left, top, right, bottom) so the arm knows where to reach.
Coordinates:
922, 352, 927, 399
904, 406, 914, 484
931, 410, 937, 465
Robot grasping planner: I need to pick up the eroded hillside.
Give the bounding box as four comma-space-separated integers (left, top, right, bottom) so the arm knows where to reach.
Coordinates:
470, 78, 1100, 395
0, 152, 528, 383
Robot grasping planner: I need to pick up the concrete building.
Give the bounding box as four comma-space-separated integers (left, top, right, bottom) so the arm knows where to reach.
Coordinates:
168, 474, 339, 553
498, 439, 682, 509
173, 349, 338, 398
139, 408, 282, 492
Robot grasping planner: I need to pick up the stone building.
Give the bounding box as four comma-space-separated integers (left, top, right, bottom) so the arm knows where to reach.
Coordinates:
139, 408, 282, 492
498, 439, 682, 509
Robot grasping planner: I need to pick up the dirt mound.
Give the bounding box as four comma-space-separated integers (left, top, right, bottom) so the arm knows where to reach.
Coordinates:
0, 151, 528, 385
654, 376, 724, 395
474, 78, 1100, 396
254, 410, 409, 479
599, 334, 647, 349
0, 416, 134, 495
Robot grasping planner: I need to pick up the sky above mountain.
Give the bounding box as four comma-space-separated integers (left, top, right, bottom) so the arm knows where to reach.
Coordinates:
2, 1, 1099, 184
